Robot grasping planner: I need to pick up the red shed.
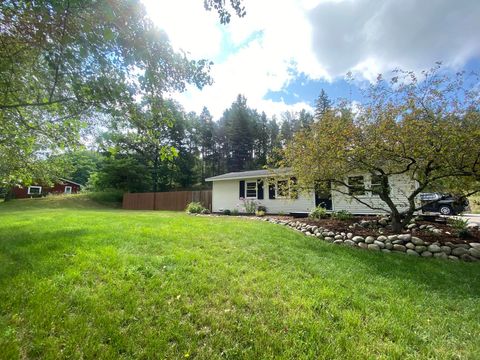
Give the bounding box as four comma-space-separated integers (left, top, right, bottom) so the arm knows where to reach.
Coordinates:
12, 178, 82, 199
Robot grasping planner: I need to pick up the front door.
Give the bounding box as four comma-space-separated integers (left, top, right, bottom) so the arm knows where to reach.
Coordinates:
315, 183, 332, 210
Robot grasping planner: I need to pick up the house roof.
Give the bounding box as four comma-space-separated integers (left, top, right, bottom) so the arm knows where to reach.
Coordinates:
59, 178, 84, 187
205, 168, 292, 182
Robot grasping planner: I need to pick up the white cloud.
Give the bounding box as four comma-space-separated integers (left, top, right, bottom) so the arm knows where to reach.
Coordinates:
142, 0, 480, 119
308, 0, 480, 80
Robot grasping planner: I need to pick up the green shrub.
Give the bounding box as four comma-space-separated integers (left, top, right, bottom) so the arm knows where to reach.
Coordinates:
447, 217, 470, 238
257, 205, 267, 212
231, 208, 239, 216
309, 205, 328, 219
255, 210, 266, 217
243, 199, 257, 214
201, 208, 210, 214
331, 210, 353, 221
185, 202, 206, 214
85, 190, 124, 206
223, 209, 231, 216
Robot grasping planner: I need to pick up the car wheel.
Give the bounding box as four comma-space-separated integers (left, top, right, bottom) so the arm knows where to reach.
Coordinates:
439, 205, 452, 215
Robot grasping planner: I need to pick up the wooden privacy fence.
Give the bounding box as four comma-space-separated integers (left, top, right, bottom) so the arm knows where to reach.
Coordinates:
123, 190, 212, 211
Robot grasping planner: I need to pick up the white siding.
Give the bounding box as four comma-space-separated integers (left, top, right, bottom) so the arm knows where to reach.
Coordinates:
331, 173, 417, 214
212, 179, 315, 214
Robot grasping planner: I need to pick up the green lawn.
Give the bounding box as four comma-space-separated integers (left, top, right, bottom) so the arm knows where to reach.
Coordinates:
1, 197, 479, 359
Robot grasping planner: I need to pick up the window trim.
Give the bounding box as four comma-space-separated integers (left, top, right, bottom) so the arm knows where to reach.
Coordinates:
275, 179, 290, 199
245, 181, 258, 199
64, 186, 72, 194
347, 176, 366, 196
370, 174, 389, 196
27, 186, 42, 195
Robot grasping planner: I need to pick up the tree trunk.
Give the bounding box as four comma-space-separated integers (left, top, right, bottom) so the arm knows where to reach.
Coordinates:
390, 213, 403, 233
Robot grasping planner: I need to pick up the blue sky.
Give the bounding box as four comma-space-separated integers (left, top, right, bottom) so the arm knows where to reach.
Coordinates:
142, 0, 480, 120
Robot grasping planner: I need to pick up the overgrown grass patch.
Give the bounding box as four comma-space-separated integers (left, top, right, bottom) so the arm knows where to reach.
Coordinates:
0, 198, 479, 359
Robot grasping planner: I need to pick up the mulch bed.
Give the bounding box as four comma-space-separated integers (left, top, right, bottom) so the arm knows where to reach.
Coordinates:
269, 215, 480, 246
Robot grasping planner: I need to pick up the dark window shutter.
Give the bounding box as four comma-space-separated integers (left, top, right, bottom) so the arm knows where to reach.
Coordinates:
257, 179, 264, 200
268, 183, 276, 199
239, 180, 245, 199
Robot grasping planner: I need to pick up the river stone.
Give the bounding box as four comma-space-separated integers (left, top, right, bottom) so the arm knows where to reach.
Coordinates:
378, 218, 388, 226
468, 247, 480, 258
427, 244, 442, 253
358, 242, 368, 249
440, 246, 452, 255
365, 236, 375, 244
434, 252, 448, 259
316, 234, 324, 239
398, 234, 412, 242
393, 244, 406, 252
406, 249, 419, 256
385, 243, 393, 250
382, 249, 391, 253
324, 237, 334, 242
388, 235, 398, 241
407, 223, 417, 229
415, 245, 427, 253
346, 232, 353, 239
335, 235, 343, 240
432, 228, 443, 235
405, 242, 416, 250
470, 243, 480, 249
448, 255, 459, 261
452, 247, 468, 256
411, 237, 424, 245
352, 236, 365, 243
372, 240, 384, 248
333, 240, 344, 245
453, 244, 470, 249
327, 231, 335, 237
392, 240, 405, 245
368, 244, 381, 251
377, 235, 387, 242
421, 251, 433, 257
344, 240, 355, 246
460, 254, 478, 262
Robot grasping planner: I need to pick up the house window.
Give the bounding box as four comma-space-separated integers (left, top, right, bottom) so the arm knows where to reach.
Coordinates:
348, 176, 365, 196
276, 180, 289, 198
27, 186, 42, 195
245, 181, 257, 199
371, 174, 389, 196
64, 186, 72, 194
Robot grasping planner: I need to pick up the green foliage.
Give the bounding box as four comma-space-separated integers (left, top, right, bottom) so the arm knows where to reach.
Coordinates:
0, 0, 212, 185
255, 210, 266, 217
83, 190, 124, 206
309, 205, 329, 219
257, 205, 267, 212
331, 210, 353, 221
88, 157, 152, 192
223, 209, 231, 216
185, 202, 206, 214
0, 199, 479, 358
231, 208, 239, 216
243, 199, 257, 214
447, 217, 470, 238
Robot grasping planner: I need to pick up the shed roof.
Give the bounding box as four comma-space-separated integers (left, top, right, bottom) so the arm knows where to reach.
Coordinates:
205, 168, 292, 182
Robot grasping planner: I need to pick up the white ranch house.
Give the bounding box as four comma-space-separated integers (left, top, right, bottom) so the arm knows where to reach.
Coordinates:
206, 169, 418, 215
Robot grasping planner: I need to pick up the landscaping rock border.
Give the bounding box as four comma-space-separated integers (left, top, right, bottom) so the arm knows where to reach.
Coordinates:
261, 217, 480, 262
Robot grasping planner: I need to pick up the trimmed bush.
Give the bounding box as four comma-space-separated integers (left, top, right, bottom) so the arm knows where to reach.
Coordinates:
448, 217, 470, 238
223, 209, 231, 216
255, 210, 266, 217
331, 210, 353, 221
185, 202, 206, 214
309, 205, 328, 219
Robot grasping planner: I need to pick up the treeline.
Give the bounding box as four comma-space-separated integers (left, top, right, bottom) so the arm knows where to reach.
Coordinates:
64, 93, 331, 192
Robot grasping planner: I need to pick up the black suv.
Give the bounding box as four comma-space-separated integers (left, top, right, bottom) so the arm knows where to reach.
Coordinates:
419, 193, 470, 215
